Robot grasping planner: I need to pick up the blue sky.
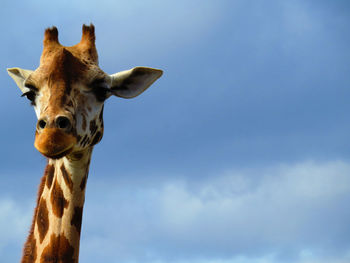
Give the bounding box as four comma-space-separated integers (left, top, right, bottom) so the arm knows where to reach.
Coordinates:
1, 0, 350, 262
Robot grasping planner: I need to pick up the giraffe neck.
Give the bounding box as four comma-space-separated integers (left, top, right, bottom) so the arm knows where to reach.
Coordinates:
21, 148, 93, 263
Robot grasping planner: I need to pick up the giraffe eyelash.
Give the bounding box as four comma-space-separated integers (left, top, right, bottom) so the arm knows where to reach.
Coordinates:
21, 90, 37, 105
24, 83, 38, 91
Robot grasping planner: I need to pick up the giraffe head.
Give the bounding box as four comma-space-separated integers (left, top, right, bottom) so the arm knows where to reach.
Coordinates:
7, 24, 162, 159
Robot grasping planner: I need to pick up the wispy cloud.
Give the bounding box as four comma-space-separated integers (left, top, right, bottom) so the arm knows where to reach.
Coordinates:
0, 199, 32, 262
1, 162, 349, 262
77, 160, 350, 262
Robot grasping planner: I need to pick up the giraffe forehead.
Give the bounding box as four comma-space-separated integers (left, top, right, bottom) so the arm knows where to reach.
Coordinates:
40, 48, 89, 84
29, 47, 107, 114
31, 46, 105, 90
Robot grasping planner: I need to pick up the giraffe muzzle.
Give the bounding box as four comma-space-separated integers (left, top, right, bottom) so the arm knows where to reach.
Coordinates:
34, 128, 77, 159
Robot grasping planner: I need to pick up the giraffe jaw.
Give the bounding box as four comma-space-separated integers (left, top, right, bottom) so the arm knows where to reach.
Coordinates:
42, 147, 74, 159
34, 128, 77, 159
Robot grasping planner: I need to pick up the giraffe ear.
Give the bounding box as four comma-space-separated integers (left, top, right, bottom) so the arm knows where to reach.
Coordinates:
7, 67, 34, 92
109, 67, 163, 99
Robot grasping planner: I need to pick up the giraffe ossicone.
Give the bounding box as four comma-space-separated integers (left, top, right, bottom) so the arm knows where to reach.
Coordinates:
7, 24, 162, 263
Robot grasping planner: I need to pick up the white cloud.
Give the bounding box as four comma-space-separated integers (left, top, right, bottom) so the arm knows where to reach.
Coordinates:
0, 199, 31, 241
0, 198, 32, 260
79, 160, 350, 263
0, 160, 349, 263
1, 161, 349, 262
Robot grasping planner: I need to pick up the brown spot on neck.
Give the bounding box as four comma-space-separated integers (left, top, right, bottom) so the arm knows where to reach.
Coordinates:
45, 164, 55, 189
40, 234, 75, 263
71, 206, 84, 235
50, 180, 69, 218
60, 165, 73, 192
37, 198, 49, 243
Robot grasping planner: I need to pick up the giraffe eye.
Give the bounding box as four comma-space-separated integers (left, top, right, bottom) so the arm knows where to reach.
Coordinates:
21, 90, 36, 105
90, 78, 110, 102
92, 87, 110, 102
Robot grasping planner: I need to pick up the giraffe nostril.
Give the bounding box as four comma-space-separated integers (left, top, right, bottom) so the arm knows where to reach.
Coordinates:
38, 119, 47, 130
56, 116, 71, 130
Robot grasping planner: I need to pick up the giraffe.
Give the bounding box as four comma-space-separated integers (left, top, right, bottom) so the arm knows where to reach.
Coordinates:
7, 24, 162, 263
